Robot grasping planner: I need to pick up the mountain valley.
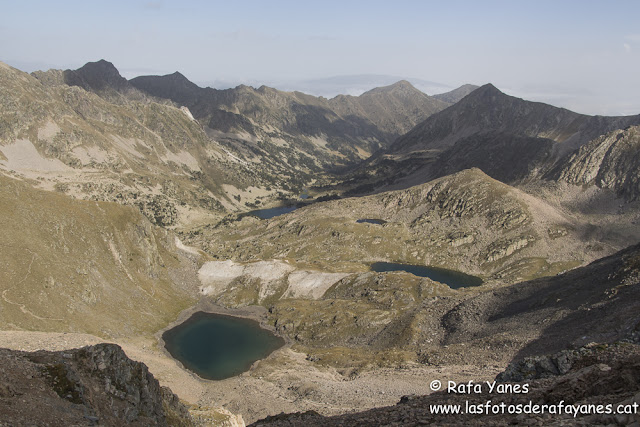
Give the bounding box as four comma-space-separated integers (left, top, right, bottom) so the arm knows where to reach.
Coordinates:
1, 59, 639, 425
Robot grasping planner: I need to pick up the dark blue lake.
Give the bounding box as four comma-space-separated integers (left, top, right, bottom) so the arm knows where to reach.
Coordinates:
247, 206, 298, 219
370, 262, 483, 289
162, 312, 285, 380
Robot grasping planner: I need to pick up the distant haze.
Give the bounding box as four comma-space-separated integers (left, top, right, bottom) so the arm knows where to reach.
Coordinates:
200, 75, 453, 98
2, 0, 639, 115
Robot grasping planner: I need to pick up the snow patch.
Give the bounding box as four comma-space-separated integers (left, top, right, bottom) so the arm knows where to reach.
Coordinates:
198, 259, 346, 300
180, 106, 195, 121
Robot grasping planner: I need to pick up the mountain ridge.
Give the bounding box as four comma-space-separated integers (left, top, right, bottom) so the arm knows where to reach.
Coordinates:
130, 68, 452, 170
341, 83, 640, 194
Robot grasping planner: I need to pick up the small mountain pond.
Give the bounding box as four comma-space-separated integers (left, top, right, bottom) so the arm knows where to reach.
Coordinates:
246, 205, 299, 219
370, 262, 483, 289
356, 218, 387, 225
162, 312, 284, 380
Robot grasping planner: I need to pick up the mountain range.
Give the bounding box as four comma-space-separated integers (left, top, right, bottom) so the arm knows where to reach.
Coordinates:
0, 59, 478, 225
200, 74, 454, 99
128, 68, 453, 171
340, 83, 640, 196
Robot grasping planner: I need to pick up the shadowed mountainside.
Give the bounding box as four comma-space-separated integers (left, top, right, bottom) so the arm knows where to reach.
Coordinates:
341, 84, 640, 194
550, 125, 640, 200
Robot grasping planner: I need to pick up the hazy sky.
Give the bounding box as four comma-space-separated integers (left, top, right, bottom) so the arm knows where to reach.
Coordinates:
1, 0, 639, 115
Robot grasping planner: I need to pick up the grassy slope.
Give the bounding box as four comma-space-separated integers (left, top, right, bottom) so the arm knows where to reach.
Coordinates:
0, 175, 198, 338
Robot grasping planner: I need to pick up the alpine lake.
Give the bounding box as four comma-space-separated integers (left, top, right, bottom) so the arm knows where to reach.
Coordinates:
370, 262, 483, 289
162, 312, 284, 381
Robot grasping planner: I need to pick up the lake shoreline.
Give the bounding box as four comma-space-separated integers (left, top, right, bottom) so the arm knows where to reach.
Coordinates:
154, 299, 293, 383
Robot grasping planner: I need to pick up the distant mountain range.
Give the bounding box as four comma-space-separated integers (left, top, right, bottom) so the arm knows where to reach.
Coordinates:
43, 60, 469, 174
129, 67, 462, 171
199, 74, 456, 98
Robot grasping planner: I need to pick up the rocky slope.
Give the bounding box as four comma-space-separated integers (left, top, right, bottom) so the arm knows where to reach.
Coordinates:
0, 343, 192, 426
252, 241, 640, 425
253, 343, 640, 426
340, 84, 640, 194
182, 168, 640, 368
551, 125, 640, 200
432, 83, 479, 104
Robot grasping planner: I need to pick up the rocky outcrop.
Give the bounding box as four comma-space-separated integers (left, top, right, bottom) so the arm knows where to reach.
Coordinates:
134, 194, 179, 226
0, 343, 193, 426
497, 348, 584, 382
251, 343, 640, 426
552, 125, 640, 200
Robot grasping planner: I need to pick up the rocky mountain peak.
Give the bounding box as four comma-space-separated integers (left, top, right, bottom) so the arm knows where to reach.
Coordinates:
461, 82, 505, 102
432, 84, 480, 104
129, 70, 202, 104
362, 79, 423, 96
388, 80, 414, 89
84, 59, 119, 73
167, 70, 189, 82
361, 82, 639, 190
64, 59, 129, 93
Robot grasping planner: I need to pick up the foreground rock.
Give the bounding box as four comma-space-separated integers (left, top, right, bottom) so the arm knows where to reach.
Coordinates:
252, 342, 640, 426
0, 343, 192, 426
